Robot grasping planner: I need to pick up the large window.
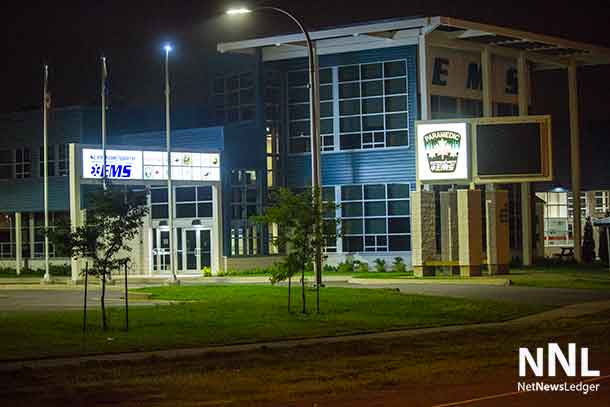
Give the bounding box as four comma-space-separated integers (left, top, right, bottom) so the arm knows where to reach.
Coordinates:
15, 148, 31, 179
213, 72, 256, 123
0, 150, 12, 179
230, 169, 263, 256
340, 183, 411, 253
39, 144, 69, 177
265, 70, 282, 188
175, 186, 213, 219
287, 68, 334, 153
338, 61, 409, 150
0, 213, 14, 258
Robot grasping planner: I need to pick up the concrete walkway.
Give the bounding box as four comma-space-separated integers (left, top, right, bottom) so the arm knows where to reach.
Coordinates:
1, 299, 609, 372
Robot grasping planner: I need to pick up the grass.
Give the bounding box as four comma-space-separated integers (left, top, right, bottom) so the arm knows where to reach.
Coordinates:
508, 264, 610, 290
0, 285, 547, 361
3, 307, 608, 407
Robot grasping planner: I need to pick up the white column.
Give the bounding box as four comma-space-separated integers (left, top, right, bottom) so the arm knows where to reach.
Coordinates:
458, 189, 483, 277
518, 53, 533, 265
68, 144, 81, 282
212, 182, 223, 276
568, 60, 582, 262
417, 32, 431, 193
15, 212, 22, 275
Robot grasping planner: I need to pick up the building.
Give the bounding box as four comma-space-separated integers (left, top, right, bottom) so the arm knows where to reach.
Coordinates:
1, 16, 609, 279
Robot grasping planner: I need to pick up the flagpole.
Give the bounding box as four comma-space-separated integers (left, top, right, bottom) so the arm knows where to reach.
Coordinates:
101, 57, 108, 190
43, 65, 50, 283
164, 45, 177, 282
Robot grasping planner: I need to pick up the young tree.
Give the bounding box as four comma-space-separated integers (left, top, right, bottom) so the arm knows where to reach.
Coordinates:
253, 188, 337, 314
51, 186, 148, 330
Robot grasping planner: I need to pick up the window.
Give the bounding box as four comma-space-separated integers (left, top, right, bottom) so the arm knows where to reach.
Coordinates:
175, 186, 213, 219
536, 191, 587, 247
265, 70, 282, 188
340, 183, 411, 253
151, 187, 169, 219
39, 144, 69, 177
15, 148, 31, 178
0, 150, 12, 179
430, 95, 458, 119
0, 213, 14, 258
339, 60, 409, 151
213, 72, 256, 123
230, 169, 263, 256
287, 68, 334, 153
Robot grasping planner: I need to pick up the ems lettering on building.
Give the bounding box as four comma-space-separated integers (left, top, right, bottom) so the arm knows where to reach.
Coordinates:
0, 15, 609, 279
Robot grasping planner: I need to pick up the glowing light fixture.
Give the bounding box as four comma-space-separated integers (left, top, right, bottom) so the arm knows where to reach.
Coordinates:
226, 7, 251, 15
164, 44, 173, 53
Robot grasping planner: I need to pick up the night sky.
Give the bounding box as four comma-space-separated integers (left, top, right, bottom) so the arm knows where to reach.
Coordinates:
3, 0, 610, 120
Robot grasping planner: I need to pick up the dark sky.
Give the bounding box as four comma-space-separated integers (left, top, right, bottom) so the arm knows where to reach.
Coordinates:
3, 0, 610, 117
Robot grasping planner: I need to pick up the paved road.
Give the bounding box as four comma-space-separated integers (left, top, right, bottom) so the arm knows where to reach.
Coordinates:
1, 281, 610, 311
327, 282, 610, 306
0, 287, 158, 311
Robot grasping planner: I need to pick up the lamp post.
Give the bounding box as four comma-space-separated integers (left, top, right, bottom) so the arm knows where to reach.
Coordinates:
164, 44, 178, 283
227, 6, 324, 294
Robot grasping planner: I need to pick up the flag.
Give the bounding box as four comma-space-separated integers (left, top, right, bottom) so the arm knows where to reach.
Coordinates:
43, 65, 51, 110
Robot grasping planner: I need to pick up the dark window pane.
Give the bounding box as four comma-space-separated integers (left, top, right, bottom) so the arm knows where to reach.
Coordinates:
341, 185, 362, 201
387, 131, 408, 147
231, 188, 242, 203
198, 203, 213, 218
339, 65, 359, 82
175, 187, 196, 202
365, 219, 386, 234
362, 98, 383, 114
197, 186, 213, 201
290, 104, 310, 120
176, 203, 197, 218
385, 78, 406, 95
246, 189, 257, 203
320, 102, 333, 118
288, 87, 309, 103
340, 99, 360, 115
231, 205, 242, 219
386, 113, 408, 130
343, 236, 363, 252
320, 118, 333, 134
0, 166, 11, 179
339, 82, 360, 99
388, 200, 410, 216
342, 202, 362, 217
364, 184, 385, 199
319, 68, 332, 84
365, 201, 386, 217
340, 133, 361, 150
288, 70, 308, 86
290, 121, 310, 137
384, 60, 406, 77
344, 219, 363, 236
362, 80, 382, 97
152, 204, 168, 219
361, 63, 382, 79
363, 115, 383, 131
389, 218, 410, 233
389, 235, 410, 251
320, 85, 333, 100
386, 95, 407, 112
340, 116, 361, 132
151, 188, 168, 203
322, 187, 335, 202
0, 151, 11, 163
388, 184, 410, 199
290, 138, 309, 153
240, 107, 255, 121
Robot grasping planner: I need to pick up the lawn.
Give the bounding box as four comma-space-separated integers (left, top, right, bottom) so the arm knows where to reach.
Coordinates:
0, 285, 547, 361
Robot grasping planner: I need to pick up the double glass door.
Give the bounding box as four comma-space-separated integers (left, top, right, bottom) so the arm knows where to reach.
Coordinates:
152, 228, 211, 274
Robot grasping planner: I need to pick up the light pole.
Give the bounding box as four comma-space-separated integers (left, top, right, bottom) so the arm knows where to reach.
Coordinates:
227, 6, 324, 296
164, 44, 178, 283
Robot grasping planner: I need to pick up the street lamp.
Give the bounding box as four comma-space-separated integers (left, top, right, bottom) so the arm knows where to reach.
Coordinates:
163, 43, 178, 283
226, 6, 324, 298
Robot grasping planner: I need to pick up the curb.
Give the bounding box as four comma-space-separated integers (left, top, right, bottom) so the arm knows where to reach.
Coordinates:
347, 277, 511, 286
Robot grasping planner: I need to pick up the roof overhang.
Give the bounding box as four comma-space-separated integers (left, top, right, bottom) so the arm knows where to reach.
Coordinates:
217, 16, 610, 68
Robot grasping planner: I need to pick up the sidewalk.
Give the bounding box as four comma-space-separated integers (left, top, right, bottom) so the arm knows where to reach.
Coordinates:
2, 299, 609, 372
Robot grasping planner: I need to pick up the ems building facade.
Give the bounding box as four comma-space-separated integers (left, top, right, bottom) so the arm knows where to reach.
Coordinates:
1, 16, 609, 278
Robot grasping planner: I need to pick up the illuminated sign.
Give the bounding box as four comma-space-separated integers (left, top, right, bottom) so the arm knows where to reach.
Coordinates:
82, 149, 143, 180
417, 122, 469, 183
82, 149, 220, 181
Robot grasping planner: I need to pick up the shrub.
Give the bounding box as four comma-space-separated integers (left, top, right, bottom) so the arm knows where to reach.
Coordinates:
201, 266, 212, 277
323, 264, 337, 273
336, 261, 354, 274
374, 258, 387, 273
392, 257, 407, 273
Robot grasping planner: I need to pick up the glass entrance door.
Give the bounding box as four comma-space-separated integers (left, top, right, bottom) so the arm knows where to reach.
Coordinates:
152, 228, 170, 273
182, 228, 211, 273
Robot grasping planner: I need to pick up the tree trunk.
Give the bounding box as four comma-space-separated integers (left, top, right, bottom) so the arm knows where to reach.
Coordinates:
101, 274, 107, 331
301, 266, 306, 314
287, 275, 291, 313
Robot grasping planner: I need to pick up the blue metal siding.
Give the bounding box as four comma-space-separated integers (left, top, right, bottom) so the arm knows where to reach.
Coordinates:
279, 45, 419, 188
0, 178, 69, 212
114, 127, 225, 151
